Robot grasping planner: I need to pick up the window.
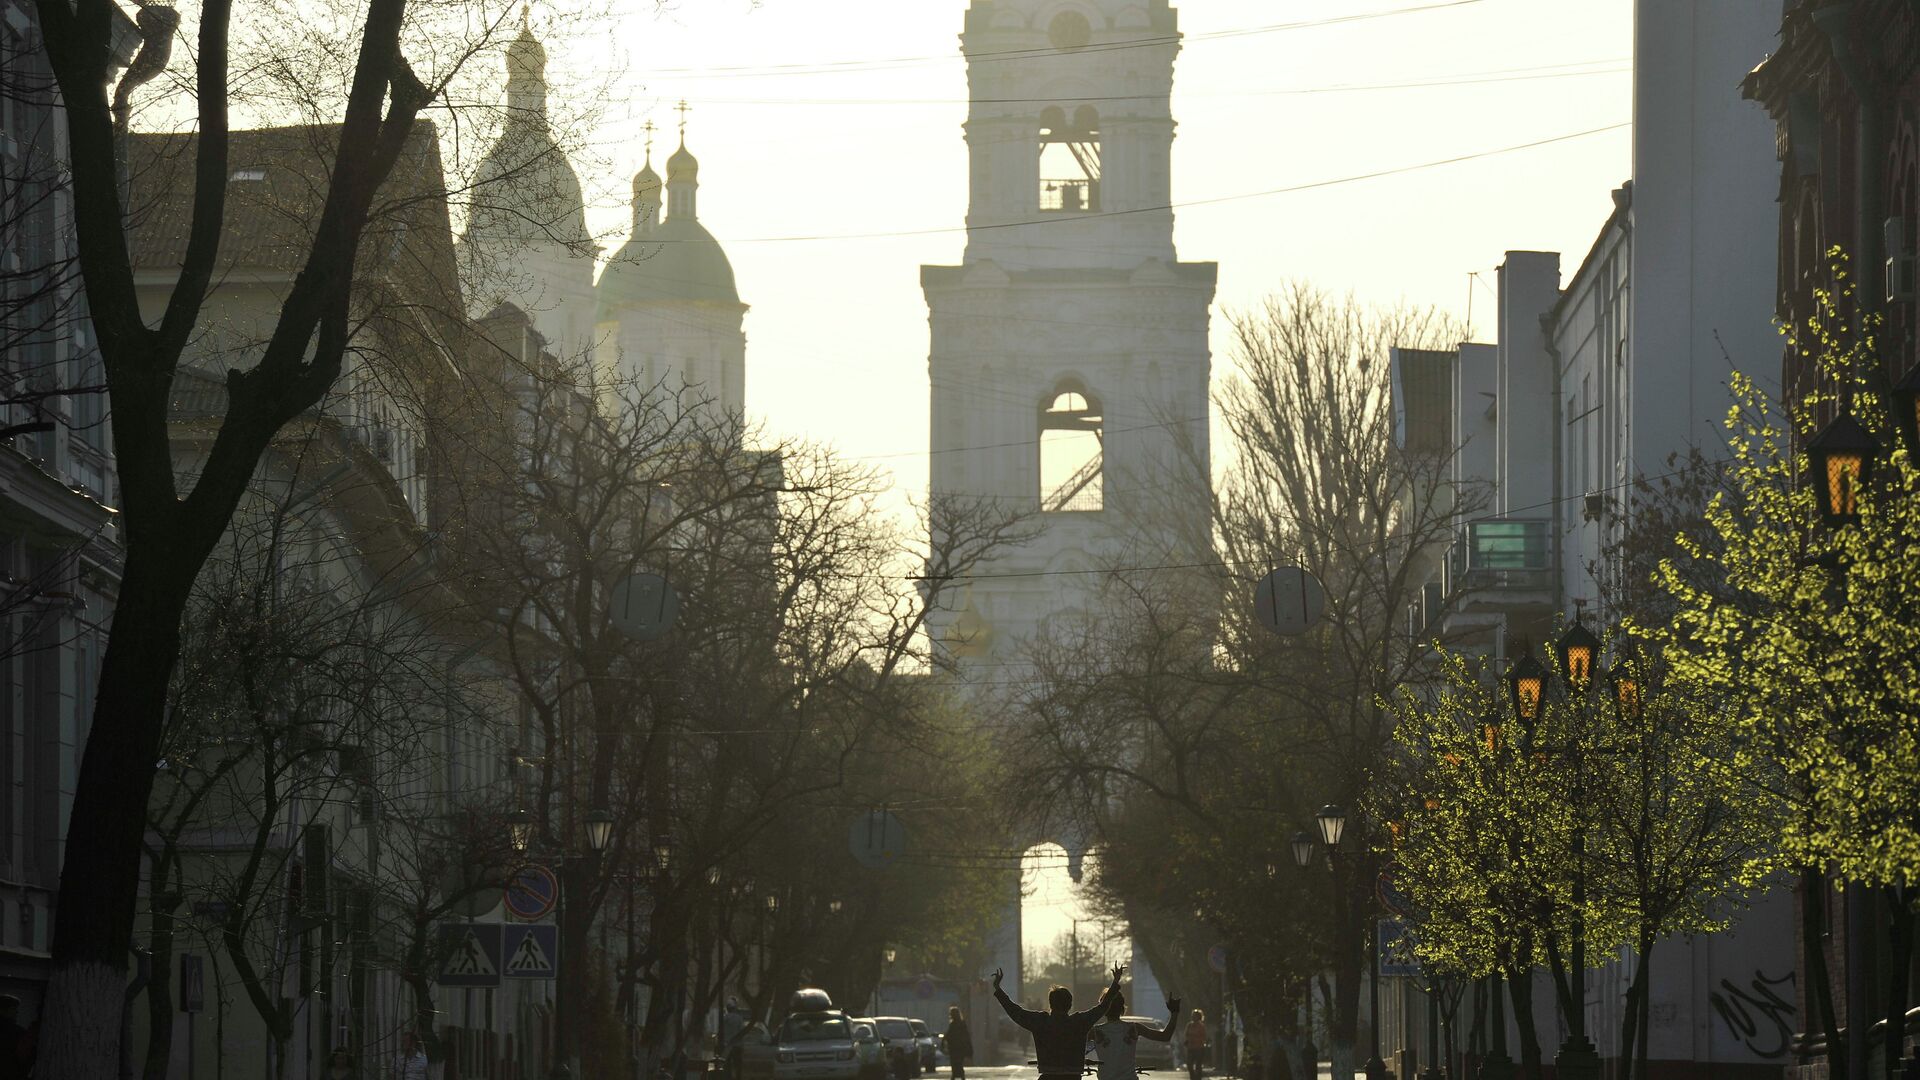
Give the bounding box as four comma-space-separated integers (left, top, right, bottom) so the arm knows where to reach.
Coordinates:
1038, 105, 1100, 213
1039, 383, 1103, 512
229, 166, 266, 182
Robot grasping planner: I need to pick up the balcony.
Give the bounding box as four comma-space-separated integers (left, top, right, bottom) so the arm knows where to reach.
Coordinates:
1448, 518, 1554, 594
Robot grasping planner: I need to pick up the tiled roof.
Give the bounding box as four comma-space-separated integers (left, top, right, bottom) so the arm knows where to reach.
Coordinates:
126, 122, 459, 304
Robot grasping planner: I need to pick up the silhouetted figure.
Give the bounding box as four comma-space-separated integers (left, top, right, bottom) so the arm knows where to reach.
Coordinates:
1184, 1011, 1208, 1080
992, 964, 1124, 1080
1088, 990, 1180, 1080
947, 1007, 973, 1080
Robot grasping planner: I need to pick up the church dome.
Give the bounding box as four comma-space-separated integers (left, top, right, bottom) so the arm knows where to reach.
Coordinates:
598, 215, 739, 309
666, 142, 699, 182
506, 18, 546, 81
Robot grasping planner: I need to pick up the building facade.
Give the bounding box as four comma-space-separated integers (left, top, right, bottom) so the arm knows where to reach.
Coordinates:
1381, 5, 1794, 1080
0, 0, 135, 1018
1744, 4, 1920, 1079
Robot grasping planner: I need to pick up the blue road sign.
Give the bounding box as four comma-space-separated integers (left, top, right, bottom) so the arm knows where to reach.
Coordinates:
437, 923, 503, 988
1378, 919, 1420, 978
505, 864, 559, 921
503, 924, 560, 980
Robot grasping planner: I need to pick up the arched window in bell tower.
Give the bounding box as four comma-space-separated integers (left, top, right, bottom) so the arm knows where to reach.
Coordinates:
1039, 381, 1104, 512
1038, 105, 1101, 213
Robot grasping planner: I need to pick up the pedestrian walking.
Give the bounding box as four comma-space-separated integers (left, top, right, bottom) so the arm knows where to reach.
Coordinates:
1183, 1011, 1207, 1080
1087, 990, 1180, 1080
945, 1007, 973, 1080
394, 1032, 430, 1080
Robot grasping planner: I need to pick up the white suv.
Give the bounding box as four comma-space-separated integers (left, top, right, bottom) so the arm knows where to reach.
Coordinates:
775, 1013, 861, 1080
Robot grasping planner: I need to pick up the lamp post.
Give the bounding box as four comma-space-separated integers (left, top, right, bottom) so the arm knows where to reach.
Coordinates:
1536, 629, 1602, 1080
514, 807, 620, 1080
1300, 806, 1387, 1080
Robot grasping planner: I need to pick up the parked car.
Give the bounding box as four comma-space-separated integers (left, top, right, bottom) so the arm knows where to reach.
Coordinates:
849, 1019, 890, 1080
910, 1019, 937, 1073
1121, 1018, 1179, 1072
775, 1013, 861, 1080
872, 1017, 921, 1079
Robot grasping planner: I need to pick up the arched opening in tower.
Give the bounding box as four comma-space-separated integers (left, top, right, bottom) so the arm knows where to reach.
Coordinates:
1038, 105, 1101, 213
1040, 387, 1104, 513
1018, 842, 1130, 1010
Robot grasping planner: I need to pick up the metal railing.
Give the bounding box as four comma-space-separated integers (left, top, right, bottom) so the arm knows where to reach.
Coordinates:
1447, 518, 1553, 591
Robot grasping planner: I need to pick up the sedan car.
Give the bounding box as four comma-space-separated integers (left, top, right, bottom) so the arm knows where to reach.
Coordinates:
910, 1019, 937, 1073
848, 1019, 890, 1080
872, 1017, 921, 1079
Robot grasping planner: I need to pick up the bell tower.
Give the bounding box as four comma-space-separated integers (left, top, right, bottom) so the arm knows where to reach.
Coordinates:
923, 0, 1216, 670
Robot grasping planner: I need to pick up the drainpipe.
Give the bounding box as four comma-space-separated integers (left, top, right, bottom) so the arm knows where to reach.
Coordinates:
1540, 311, 1566, 621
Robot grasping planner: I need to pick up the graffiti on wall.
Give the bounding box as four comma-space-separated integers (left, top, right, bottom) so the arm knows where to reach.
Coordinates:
1709, 970, 1797, 1059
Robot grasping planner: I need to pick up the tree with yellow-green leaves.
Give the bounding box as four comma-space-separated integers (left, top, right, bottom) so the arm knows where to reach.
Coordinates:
1381, 631, 1762, 1080
1648, 263, 1920, 1080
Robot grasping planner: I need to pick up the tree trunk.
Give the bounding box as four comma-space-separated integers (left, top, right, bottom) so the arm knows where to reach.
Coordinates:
1544, 937, 1573, 1035
1332, 885, 1362, 1080
1632, 933, 1655, 1080
1804, 867, 1845, 1076
1883, 888, 1914, 1080
37, 563, 194, 1080
142, 857, 180, 1080
1505, 968, 1542, 1080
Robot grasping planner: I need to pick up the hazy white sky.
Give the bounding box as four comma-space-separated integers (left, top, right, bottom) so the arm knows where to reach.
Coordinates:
540, 0, 1634, 948
538, 0, 1633, 513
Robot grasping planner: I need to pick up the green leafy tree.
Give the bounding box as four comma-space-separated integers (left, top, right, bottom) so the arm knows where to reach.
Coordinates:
1650, 265, 1920, 1080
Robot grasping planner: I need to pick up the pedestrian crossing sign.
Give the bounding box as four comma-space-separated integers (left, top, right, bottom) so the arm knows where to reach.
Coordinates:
503, 924, 559, 980
437, 923, 503, 987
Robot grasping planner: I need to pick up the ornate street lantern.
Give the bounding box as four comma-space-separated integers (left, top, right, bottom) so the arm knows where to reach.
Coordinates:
1507, 654, 1547, 727
706, 866, 724, 887
652, 837, 674, 875
1609, 664, 1645, 723
585, 808, 614, 854
1290, 830, 1316, 868
765, 892, 780, 914
1805, 412, 1877, 526
1315, 804, 1347, 849
1556, 622, 1601, 691
829, 898, 844, 915
508, 809, 534, 853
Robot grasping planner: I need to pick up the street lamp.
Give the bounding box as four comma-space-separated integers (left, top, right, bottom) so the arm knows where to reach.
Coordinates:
1314, 804, 1347, 848
765, 893, 780, 914
1507, 654, 1546, 730
829, 898, 844, 915
884, 946, 897, 965
584, 808, 614, 854
1805, 412, 1877, 526
652, 837, 674, 877
1894, 363, 1920, 458
706, 866, 724, 887
1556, 622, 1601, 692
508, 809, 534, 853
1608, 664, 1644, 723
1290, 831, 1315, 868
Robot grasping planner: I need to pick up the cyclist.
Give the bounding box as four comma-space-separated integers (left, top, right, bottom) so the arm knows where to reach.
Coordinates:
1087, 990, 1181, 1080
992, 964, 1125, 1080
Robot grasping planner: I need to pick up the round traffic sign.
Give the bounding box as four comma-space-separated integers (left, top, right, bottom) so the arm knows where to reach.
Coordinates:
505, 864, 559, 921
848, 810, 908, 870
610, 573, 679, 641
1253, 566, 1326, 636
1377, 863, 1416, 920
1206, 944, 1229, 974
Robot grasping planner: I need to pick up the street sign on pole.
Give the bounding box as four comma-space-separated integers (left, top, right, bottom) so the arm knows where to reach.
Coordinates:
503, 924, 560, 980
179, 954, 205, 1013
505, 864, 559, 921
610, 572, 679, 641
1253, 567, 1326, 636
1206, 944, 1229, 975
1377, 863, 1416, 919
1377, 919, 1420, 977
848, 810, 908, 870
437, 923, 503, 988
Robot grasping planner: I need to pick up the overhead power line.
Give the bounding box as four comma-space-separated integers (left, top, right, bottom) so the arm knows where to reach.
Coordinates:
636, 1, 1488, 81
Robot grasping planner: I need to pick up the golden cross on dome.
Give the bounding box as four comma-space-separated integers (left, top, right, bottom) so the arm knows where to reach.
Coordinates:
675, 99, 691, 140
642, 119, 657, 160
